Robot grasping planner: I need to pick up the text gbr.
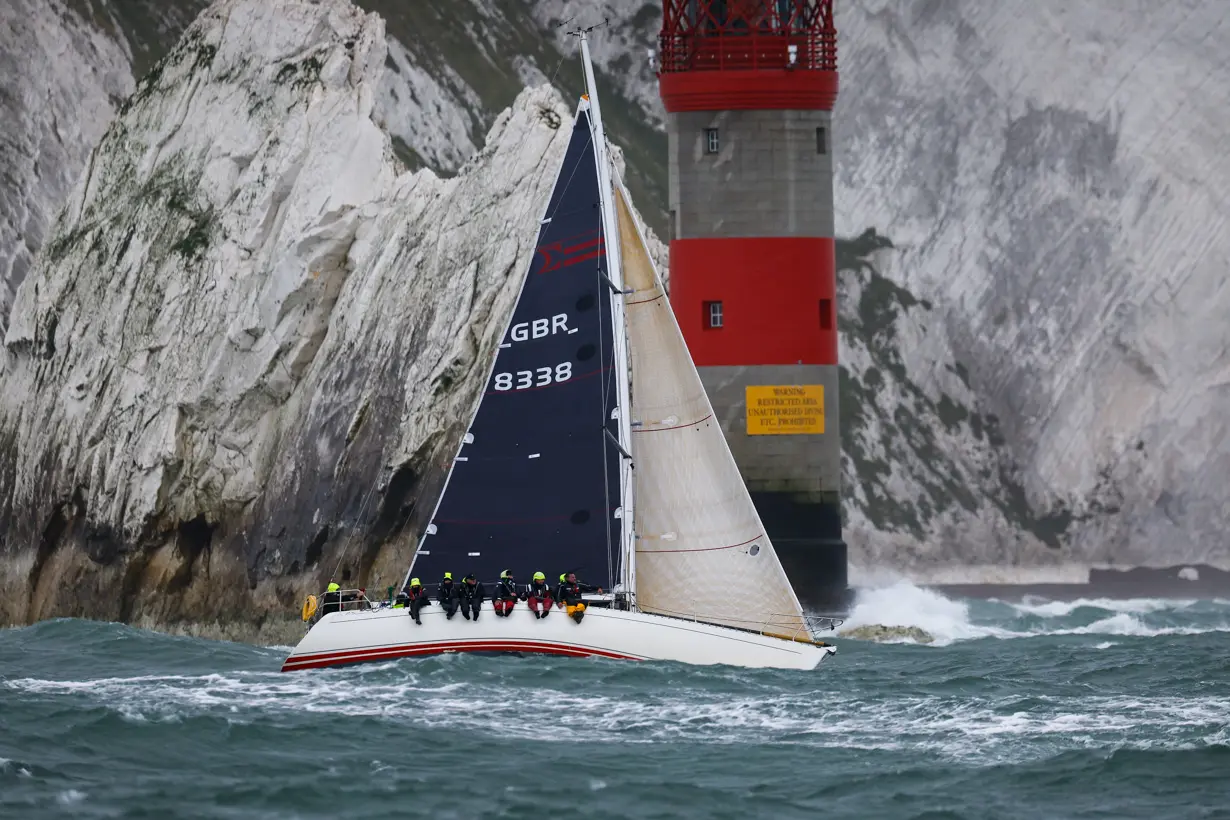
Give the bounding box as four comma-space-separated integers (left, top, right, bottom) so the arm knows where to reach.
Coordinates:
494, 313, 577, 392
509, 313, 572, 343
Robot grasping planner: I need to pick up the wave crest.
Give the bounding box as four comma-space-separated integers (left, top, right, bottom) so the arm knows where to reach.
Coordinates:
837, 582, 1230, 645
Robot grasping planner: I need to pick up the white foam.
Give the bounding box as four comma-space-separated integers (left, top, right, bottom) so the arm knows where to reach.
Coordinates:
839, 581, 1017, 645
56, 789, 86, 805
5, 665, 1228, 764
837, 582, 1230, 645
1049, 613, 1230, 638
1009, 597, 1198, 618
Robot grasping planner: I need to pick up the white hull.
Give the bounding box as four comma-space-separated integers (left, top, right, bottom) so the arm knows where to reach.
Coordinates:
282, 602, 836, 672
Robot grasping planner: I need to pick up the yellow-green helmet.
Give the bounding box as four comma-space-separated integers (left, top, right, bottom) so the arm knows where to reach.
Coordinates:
327, 582, 340, 592
410, 578, 421, 587
500, 569, 512, 579
559, 573, 566, 582
533, 571, 545, 581
443, 572, 452, 580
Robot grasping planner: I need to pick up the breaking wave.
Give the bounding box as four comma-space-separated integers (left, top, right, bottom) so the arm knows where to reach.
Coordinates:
838, 581, 1230, 645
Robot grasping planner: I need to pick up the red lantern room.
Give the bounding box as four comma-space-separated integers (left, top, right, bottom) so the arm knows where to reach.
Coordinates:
657, 0, 848, 613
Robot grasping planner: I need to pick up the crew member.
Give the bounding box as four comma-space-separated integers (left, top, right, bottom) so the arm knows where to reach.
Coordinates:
526, 571, 553, 619
556, 572, 603, 623
493, 570, 521, 617
405, 578, 430, 625
459, 573, 485, 621
437, 572, 459, 619
321, 582, 342, 616
344, 588, 370, 611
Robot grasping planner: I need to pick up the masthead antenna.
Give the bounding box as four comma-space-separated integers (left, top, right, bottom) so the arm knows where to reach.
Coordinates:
564, 16, 611, 38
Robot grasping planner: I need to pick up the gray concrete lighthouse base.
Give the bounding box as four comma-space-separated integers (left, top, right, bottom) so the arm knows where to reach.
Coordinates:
750, 492, 853, 616
699, 364, 852, 616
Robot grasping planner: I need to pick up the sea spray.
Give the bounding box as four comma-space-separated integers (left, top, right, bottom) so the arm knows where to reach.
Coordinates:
837, 581, 1010, 644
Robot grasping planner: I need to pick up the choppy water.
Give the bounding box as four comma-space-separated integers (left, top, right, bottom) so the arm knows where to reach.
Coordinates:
3, 584, 1230, 819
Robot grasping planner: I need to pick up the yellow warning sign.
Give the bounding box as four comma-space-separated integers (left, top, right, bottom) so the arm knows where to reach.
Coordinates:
745, 385, 825, 435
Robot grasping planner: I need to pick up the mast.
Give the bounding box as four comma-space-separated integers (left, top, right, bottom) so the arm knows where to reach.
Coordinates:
579, 31, 637, 601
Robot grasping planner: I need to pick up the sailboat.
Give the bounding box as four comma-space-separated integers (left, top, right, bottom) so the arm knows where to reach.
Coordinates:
281, 33, 839, 673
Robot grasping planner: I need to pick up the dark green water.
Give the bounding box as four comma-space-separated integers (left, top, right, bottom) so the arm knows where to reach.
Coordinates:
3, 585, 1230, 819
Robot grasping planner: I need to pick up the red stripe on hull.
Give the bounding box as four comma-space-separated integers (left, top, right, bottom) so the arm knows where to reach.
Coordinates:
281, 639, 643, 672
670, 237, 837, 367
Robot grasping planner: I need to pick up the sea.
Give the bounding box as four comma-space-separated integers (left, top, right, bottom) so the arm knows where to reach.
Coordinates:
3, 582, 1229, 819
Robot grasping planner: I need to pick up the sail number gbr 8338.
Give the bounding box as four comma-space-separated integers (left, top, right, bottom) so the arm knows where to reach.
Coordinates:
492, 312, 578, 392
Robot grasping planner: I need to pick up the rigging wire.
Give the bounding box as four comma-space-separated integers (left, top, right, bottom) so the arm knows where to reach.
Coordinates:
580, 79, 628, 595
575, 25, 639, 598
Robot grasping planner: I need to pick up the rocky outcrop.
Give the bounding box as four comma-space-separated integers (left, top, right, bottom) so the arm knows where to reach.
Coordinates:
375, 36, 480, 173
0, 0, 134, 340
839, 624, 934, 645
830, 0, 1230, 576
0, 0, 663, 640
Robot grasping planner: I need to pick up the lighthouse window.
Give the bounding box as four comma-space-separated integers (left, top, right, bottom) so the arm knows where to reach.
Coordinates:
704, 128, 720, 154
816, 127, 828, 155
704, 301, 724, 329
820, 298, 833, 330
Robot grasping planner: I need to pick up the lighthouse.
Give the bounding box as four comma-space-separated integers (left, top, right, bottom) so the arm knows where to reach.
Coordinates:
656, 0, 848, 612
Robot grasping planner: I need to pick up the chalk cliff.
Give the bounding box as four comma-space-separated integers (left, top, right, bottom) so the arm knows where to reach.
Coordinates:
830, 0, 1230, 579
3, 0, 1229, 629
0, 0, 134, 340
0, 0, 662, 639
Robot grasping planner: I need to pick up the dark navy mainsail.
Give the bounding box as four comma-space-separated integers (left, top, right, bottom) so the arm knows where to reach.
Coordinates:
407, 105, 624, 590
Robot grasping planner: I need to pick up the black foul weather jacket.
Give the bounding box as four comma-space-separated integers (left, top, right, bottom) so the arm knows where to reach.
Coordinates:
556, 579, 600, 606
458, 580, 486, 603
437, 581, 459, 606
494, 579, 523, 601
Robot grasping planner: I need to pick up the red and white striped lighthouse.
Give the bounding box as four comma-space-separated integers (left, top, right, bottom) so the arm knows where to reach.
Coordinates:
657, 0, 847, 612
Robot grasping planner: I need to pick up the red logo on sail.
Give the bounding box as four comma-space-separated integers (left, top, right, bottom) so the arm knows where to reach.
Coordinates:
535, 230, 605, 274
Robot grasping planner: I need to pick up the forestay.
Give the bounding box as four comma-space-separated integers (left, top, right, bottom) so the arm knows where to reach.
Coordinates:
407, 106, 624, 590
615, 184, 811, 641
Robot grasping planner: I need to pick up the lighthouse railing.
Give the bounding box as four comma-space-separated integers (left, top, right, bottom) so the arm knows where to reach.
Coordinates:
657, 0, 836, 74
